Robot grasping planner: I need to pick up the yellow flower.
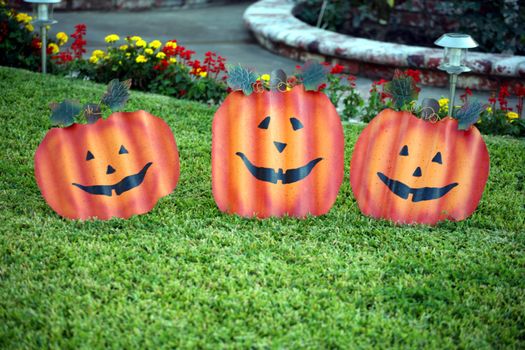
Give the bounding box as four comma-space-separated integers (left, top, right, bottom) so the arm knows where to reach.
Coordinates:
149, 40, 162, 50
47, 43, 59, 54
169, 57, 177, 64
89, 56, 99, 64
136, 39, 147, 48
286, 86, 291, 92
261, 74, 270, 81
56, 32, 68, 45
104, 34, 120, 44
144, 48, 154, 55
156, 52, 166, 59
136, 55, 148, 63
507, 111, 519, 120
130, 36, 142, 42
165, 41, 177, 49
486, 107, 492, 113
92, 49, 105, 58
125, 52, 131, 58
438, 98, 449, 113
119, 44, 128, 51
199, 71, 208, 78
25, 24, 34, 32
438, 98, 449, 107
15, 13, 32, 24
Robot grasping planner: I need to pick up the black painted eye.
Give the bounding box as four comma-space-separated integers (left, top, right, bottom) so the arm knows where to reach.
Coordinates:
86, 151, 94, 161
258, 116, 270, 129
432, 152, 442, 164
119, 145, 129, 154
290, 117, 304, 131
399, 145, 409, 156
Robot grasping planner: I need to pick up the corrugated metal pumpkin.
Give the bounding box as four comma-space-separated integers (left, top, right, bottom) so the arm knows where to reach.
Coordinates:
35, 110, 180, 220
212, 86, 344, 218
350, 109, 490, 225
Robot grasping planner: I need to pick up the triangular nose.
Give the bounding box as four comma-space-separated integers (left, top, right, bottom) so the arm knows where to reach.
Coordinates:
106, 165, 116, 175
412, 167, 422, 177
274, 141, 287, 153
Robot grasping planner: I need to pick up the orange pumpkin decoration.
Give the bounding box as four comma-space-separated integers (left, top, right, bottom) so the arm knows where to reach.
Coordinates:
350, 109, 489, 225
212, 86, 344, 218
35, 110, 180, 220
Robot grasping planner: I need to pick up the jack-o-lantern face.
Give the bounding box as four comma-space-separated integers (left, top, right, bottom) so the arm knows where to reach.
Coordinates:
35, 110, 180, 220
350, 109, 490, 225
212, 86, 344, 218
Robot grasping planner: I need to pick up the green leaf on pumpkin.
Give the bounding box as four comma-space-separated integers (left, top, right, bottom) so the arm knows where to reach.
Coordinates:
301, 61, 329, 91
270, 69, 288, 92
50, 100, 82, 127
455, 100, 487, 130
384, 69, 419, 110
226, 65, 258, 95
101, 79, 131, 110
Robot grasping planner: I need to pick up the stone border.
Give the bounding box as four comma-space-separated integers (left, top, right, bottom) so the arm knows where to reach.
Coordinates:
243, 0, 525, 91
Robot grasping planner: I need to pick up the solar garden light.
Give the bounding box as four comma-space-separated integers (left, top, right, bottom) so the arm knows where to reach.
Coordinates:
435, 33, 478, 117
24, 0, 61, 75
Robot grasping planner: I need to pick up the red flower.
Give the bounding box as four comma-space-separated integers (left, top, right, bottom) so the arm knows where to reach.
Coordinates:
373, 79, 388, 86
317, 83, 327, 92
460, 86, 473, 102
405, 69, 421, 83
179, 89, 187, 97
31, 38, 41, 49
153, 59, 169, 71
53, 51, 73, 64
70, 23, 87, 59
330, 64, 345, 74
498, 85, 510, 111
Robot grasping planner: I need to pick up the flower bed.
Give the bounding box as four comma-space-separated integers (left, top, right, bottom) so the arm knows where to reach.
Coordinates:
1, 3, 523, 136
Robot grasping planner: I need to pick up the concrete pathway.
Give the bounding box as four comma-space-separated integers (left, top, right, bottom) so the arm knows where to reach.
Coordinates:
51, 2, 492, 101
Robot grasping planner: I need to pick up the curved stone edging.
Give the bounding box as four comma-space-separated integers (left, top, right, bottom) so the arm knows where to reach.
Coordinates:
243, 0, 525, 90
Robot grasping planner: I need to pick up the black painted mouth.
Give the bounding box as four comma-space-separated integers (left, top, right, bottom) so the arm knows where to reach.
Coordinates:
377, 172, 458, 202
236, 152, 322, 184
72, 162, 153, 196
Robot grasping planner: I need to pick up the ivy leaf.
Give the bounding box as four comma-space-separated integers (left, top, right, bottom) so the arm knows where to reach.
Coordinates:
50, 100, 82, 127
84, 103, 102, 124
455, 100, 487, 130
384, 69, 419, 109
270, 69, 287, 92
101, 79, 131, 110
226, 65, 258, 95
420, 98, 440, 120
301, 61, 329, 91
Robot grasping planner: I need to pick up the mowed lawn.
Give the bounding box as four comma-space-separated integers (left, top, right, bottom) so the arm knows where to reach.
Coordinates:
0, 66, 524, 349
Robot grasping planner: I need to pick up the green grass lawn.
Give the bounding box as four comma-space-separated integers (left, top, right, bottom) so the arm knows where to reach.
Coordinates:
1, 66, 524, 349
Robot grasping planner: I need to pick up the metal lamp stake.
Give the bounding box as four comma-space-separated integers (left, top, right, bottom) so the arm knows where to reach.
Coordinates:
435, 33, 478, 117
24, 0, 61, 75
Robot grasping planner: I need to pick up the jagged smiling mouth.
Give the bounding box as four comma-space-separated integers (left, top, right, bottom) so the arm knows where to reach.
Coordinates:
236, 152, 322, 184
377, 172, 458, 202
72, 162, 153, 196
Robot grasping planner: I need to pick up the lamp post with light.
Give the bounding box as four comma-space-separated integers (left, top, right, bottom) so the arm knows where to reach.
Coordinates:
24, 0, 61, 75
435, 33, 478, 117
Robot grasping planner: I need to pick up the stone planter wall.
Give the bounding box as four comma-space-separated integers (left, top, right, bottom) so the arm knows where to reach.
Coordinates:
244, 0, 525, 91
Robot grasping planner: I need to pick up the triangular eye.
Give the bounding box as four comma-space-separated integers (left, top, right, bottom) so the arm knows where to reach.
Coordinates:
119, 145, 129, 154
290, 117, 304, 131
258, 116, 270, 129
432, 152, 442, 164
399, 145, 409, 156
86, 151, 94, 161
